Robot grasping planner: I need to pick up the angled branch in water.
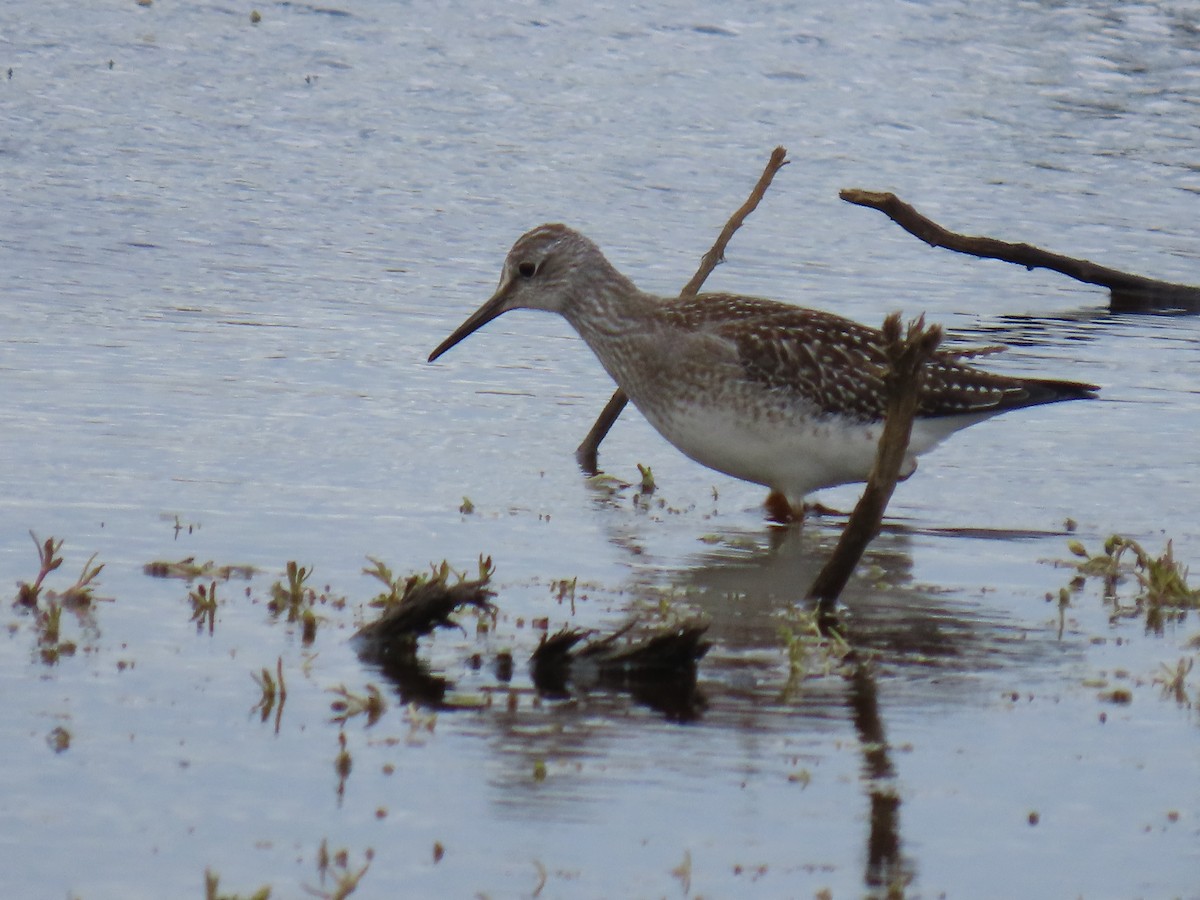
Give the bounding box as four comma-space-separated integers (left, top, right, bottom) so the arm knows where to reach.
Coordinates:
679, 145, 791, 299
807, 313, 943, 606
840, 189, 1200, 313
576, 146, 791, 470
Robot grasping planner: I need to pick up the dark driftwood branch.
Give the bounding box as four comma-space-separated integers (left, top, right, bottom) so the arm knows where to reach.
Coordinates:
575, 146, 792, 470
353, 578, 495, 654
807, 314, 943, 605
840, 189, 1200, 313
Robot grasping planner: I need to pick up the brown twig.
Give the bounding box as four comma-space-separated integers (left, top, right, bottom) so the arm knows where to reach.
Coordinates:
840, 189, 1200, 313
680, 145, 791, 299
576, 146, 792, 470
807, 313, 943, 605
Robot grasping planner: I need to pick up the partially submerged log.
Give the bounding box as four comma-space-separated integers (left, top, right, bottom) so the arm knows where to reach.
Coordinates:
352, 570, 496, 708
353, 576, 495, 657
841, 189, 1200, 313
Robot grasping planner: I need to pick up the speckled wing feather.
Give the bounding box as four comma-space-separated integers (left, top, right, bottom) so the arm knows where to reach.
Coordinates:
669, 295, 1087, 422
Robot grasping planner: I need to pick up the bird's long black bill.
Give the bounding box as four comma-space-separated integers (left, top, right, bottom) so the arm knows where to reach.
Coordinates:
428, 290, 508, 362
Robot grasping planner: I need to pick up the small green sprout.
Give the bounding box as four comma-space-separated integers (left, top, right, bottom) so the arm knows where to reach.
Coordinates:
268, 561, 312, 621
16, 532, 64, 607
40, 601, 62, 647
189, 582, 218, 634
13, 536, 106, 661
203, 869, 271, 900
266, 562, 323, 644
59, 552, 104, 607
1064, 535, 1200, 632
251, 657, 287, 730
636, 463, 655, 493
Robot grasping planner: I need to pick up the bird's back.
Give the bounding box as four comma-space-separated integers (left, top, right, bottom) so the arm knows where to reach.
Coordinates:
661, 294, 1098, 423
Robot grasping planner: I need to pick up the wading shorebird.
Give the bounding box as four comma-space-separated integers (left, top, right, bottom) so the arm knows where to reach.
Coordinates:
428, 224, 1098, 518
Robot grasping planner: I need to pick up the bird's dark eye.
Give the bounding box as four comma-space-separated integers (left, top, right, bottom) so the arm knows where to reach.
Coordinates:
517, 261, 537, 278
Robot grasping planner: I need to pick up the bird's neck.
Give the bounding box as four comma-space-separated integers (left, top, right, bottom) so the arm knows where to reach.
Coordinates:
560, 270, 658, 344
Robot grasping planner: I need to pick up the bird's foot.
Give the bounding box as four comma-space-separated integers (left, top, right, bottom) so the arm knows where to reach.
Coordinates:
764, 492, 847, 524
764, 491, 804, 526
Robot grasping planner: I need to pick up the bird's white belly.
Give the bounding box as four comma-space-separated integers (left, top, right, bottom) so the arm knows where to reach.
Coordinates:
642, 404, 879, 495
638, 402, 988, 501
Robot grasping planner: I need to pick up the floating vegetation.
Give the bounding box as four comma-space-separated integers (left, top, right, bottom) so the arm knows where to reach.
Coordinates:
311, 841, 373, 900
13, 534, 106, 663
636, 463, 655, 493
190, 582, 218, 634
584, 472, 632, 497
1064, 535, 1200, 632
46, 726, 71, 754
144, 557, 256, 582
16, 532, 103, 609
779, 607, 855, 701
264, 561, 322, 644
268, 561, 312, 619
36, 600, 73, 664
1154, 656, 1193, 707
459, 496, 475, 515
1100, 687, 1133, 705
252, 657, 287, 731
671, 850, 693, 896
62, 555, 103, 609
328, 683, 386, 727
204, 841, 371, 900
204, 869, 270, 900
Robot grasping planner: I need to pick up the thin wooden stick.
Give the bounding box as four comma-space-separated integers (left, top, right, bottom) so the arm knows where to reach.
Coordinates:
575, 146, 791, 471
807, 314, 942, 605
841, 189, 1200, 313
680, 145, 791, 299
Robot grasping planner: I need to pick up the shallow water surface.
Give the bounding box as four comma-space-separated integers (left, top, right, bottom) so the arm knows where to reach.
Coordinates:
2, 1, 1198, 897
